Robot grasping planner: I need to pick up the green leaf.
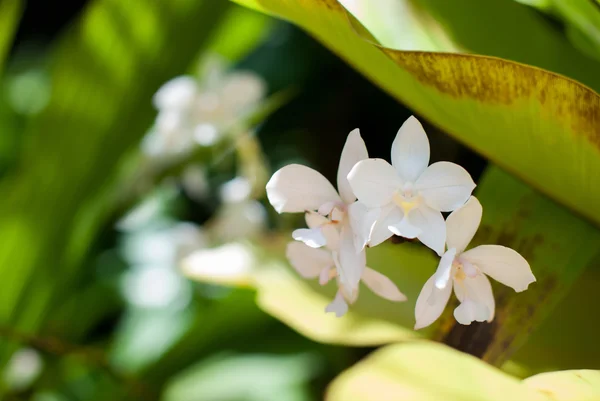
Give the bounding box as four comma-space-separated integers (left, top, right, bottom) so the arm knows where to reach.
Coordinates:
163, 353, 317, 401
0, 0, 22, 74
0, 0, 230, 361
326, 342, 548, 401
231, 0, 600, 228
524, 370, 600, 401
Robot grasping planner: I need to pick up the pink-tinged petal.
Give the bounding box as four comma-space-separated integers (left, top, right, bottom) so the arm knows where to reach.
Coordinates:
446, 196, 482, 254
409, 204, 446, 256
266, 164, 341, 213
318, 201, 337, 216
337, 129, 369, 204
305, 211, 328, 229
453, 298, 489, 325
336, 223, 366, 298
153, 76, 198, 111
388, 216, 422, 239
319, 266, 336, 285
453, 274, 495, 323
462, 245, 535, 292
347, 159, 402, 208
325, 290, 349, 317
362, 267, 407, 301
322, 224, 341, 251
292, 228, 326, 248
348, 201, 379, 252
286, 242, 333, 279
435, 248, 457, 289
414, 274, 453, 330
415, 162, 476, 212
369, 204, 403, 247
391, 116, 430, 182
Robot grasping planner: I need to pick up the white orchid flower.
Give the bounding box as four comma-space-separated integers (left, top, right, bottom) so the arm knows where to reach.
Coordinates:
347, 116, 476, 255
144, 62, 265, 157
414, 196, 536, 329
266, 130, 405, 316
286, 240, 406, 317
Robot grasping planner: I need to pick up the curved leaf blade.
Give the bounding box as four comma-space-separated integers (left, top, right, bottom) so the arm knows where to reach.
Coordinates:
524, 370, 600, 401
231, 0, 600, 228
325, 342, 548, 401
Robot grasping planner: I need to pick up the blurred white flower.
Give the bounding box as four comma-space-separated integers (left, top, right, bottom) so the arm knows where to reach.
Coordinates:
123, 266, 190, 309
3, 348, 43, 391
181, 164, 210, 202
347, 116, 476, 255
143, 61, 266, 157
206, 177, 267, 242
122, 222, 207, 266
266, 130, 405, 316
414, 197, 536, 329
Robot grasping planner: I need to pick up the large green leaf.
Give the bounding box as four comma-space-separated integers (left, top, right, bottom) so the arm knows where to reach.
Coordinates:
185, 164, 600, 368
326, 342, 600, 401
0, 0, 22, 74
231, 0, 600, 228
0, 0, 231, 365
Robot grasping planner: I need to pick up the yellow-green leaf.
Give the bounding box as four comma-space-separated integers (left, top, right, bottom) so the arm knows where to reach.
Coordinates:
326, 342, 548, 401
183, 242, 425, 345
231, 0, 600, 228
524, 370, 600, 401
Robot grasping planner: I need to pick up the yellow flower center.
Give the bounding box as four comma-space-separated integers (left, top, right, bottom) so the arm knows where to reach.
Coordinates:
392, 191, 419, 214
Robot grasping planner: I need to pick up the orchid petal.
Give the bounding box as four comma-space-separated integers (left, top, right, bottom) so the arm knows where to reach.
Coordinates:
266, 164, 341, 213
454, 298, 489, 325
391, 116, 430, 182
286, 242, 333, 278
435, 248, 457, 289
453, 274, 495, 323
388, 215, 422, 239
336, 223, 366, 298
305, 211, 328, 229
409, 204, 446, 256
415, 162, 476, 212
362, 267, 407, 301
325, 290, 349, 317
337, 129, 369, 204
319, 266, 336, 285
292, 228, 326, 248
368, 204, 403, 247
347, 159, 402, 208
446, 196, 482, 254
348, 201, 379, 252
322, 224, 341, 251
414, 274, 453, 330
462, 245, 536, 292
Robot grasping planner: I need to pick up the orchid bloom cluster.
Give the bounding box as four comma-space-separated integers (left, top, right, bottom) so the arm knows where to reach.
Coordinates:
143, 59, 265, 158
266, 116, 536, 328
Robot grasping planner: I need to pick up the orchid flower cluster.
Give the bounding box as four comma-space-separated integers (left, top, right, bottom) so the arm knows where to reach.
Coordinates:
266, 116, 536, 329
143, 58, 266, 158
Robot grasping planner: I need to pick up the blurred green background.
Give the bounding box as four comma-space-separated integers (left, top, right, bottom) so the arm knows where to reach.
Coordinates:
0, 0, 599, 400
